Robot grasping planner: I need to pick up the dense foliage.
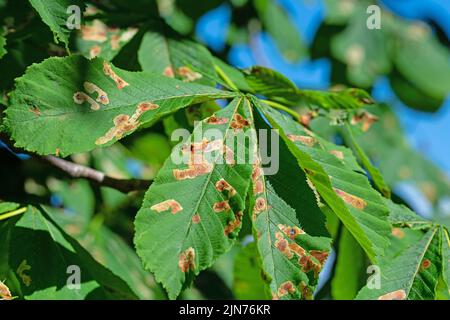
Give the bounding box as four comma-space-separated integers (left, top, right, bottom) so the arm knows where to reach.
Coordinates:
0, 0, 449, 300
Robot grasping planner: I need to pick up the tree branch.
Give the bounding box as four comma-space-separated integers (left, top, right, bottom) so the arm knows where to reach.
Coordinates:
41, 155, 151, 193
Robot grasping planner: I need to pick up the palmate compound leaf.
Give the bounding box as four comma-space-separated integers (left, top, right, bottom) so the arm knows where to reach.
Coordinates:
1, 205, 138, 299
246, 105, 333, 300
5, 55, 236, 157
255, 99, 391, 262
244, 66, 374, 110
29, 0, 85, 48
134, 97, 255, 299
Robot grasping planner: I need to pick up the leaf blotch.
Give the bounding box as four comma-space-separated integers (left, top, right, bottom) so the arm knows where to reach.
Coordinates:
178, 247, 196, 272
213, 200, 231, 213
178, 66, 202, 82
277, 281, 296, 297
287, 134, 316, 147
215, 179, 236, 197
73, 92, 100, 110
230, 113, 250, 131
207, 115, 229, 125
377, 290, 407, 300
84, 82, 109, 105
0, 281, 12, 300
334, 188, 367, 210
103, 62, 129, 89
151, 199, 183, 214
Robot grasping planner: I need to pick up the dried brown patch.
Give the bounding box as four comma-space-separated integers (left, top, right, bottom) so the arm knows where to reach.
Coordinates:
275, 238, 293, 259
310, 250, 329, 265
377, 289, 407, 300
207, 115, 229, 125
95, 104, 153, 145
215, 179, 237, 197
84, 82, 109, 105
230, 113, 250, 131
277, 281, 296, 297
137, 102, 160, 112
334, 188, 367, 210
287, 134, 316, 147
192, 214, 201, 224
213, 200, 231, 213
0, 281, 12, 300
178, 247, 196, 272
173, 162, 213, 180
178, 66, 203, 82
73, 92, 100, 110
421, 259, 431, 270
110, 34, 120, 50
329, 150, 344, 160
253, 180, 264, 195
299, 282, 313, 300
163, 66, 175, 78
351, 112, 378, 132
89, 45, 102, 58
253, 197, 267, 215
289, 242, 306, 257
151, 199, 183, 214
391, 228, 405, 239
224, 211, 243, 236
81, 20, 108, 42
103, 62, 129, 89
278, 224, 305, 240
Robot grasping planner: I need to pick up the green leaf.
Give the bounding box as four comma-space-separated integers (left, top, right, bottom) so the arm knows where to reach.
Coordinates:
5, 205, 138, 299
134, 98, 254, 299
0, 35, 6, 60
244, 66, 374, 110
75, 19, 139, 61
356, 227, 442, 300
385, 199, 432, 230
250, 108, 332, 300
253, 0, 306, 61
5, 55, 236, 156
29, 0, 85, 48
442, 228, 450, 295
256, 100, 391, 262
138, 23, 219, 86
213, 57, 253, 92
233, 243, 270, 300
345, 124, 391, 198
331, 9, 391, 87
331, 227, 366, 299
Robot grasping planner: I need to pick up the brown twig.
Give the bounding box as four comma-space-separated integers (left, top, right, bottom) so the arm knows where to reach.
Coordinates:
41, 155, 151, 193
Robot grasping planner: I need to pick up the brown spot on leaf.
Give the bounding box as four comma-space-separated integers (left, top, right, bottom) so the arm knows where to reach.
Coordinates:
215, 179, 237, 197
253, 197, 267, 215
163, 66, 175, 78
173, 162, 213, 180
224, 211, 243, 236
329, 150, 344, 160
213, 200, 231, 213
287, 134, 316, 147
103, 62, 129, 89
253, 180, 264, 195
192, 214, 201, 224
84, 82, 109, 105
29, 106, 41, 116
17, 259, 32, 287
275, 237, 293, 259
73, 92, 100, 110
81, 20, 108, 42
178, 247, 196, 272
351, 112, 378, 132
137, 102, 160, 112
230, 113, 250, 131
151, 199, 183, 214
377, 289, 407, 300
310, 250, 329, 265
207, 115, 229, 125
289, 242, 306, 257
334, 188, 367, 210
0, 280, 12, 300
278, 224, 305, 240
110, 34, 120, 50
95, 104, 152, 145
391, 228, 405, 239
300, 282, 313, 300
277, 281, 296, 297
178, 66, 203, 82
421, 259, 431, 270
89, 45, 102, 58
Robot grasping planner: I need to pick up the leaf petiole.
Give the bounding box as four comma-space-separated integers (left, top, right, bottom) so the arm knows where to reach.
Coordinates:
0, 207, 27, 221
260, 99, 301, 122
214, 64, 239, 91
